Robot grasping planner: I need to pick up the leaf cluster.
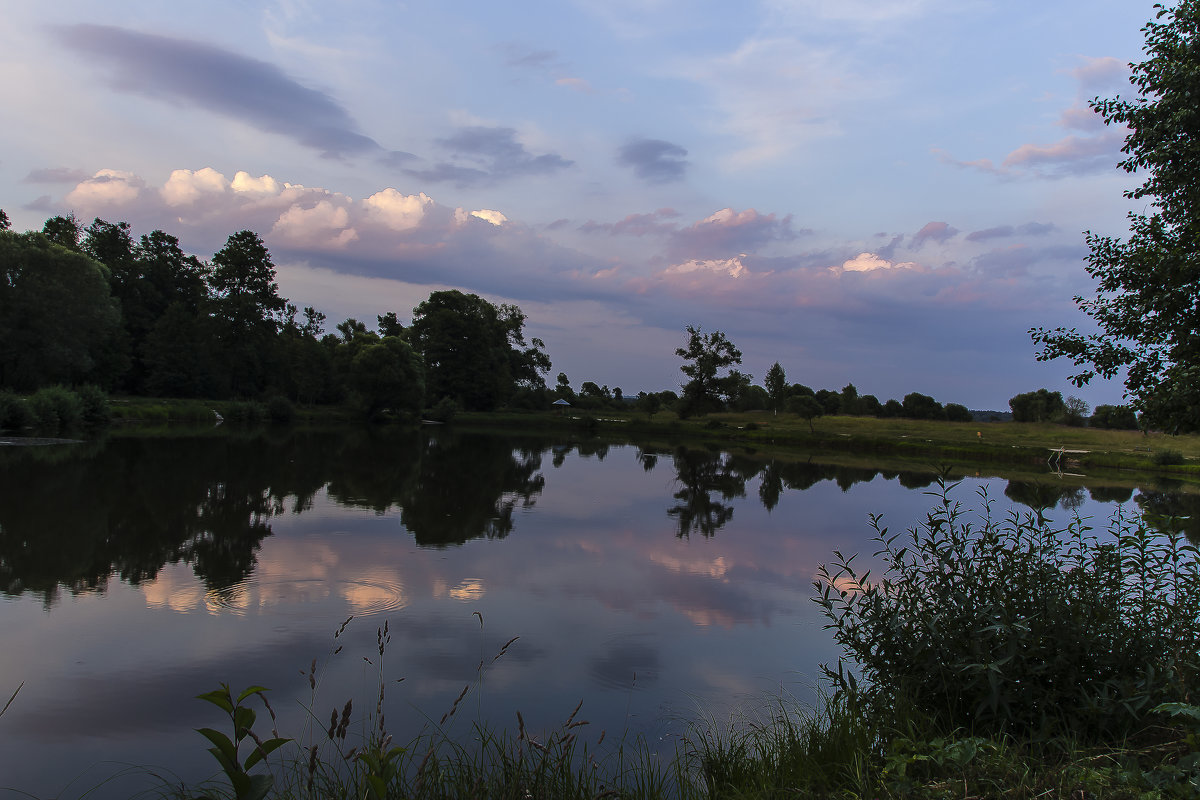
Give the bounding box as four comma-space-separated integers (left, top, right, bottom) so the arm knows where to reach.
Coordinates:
815, 479, 1200, 741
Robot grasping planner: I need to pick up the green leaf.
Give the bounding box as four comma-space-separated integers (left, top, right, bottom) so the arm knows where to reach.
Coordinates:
197, 727, 238, 772
196, 688, 234, 714
236, 685, 269, 703
243, 736, 291, 770
245, 773, 274, 800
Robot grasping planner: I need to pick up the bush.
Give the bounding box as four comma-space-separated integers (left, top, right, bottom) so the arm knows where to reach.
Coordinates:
425, 396, 458, 423
1153, 449, 1185, 466
0, 391, 34, 432
265, 395, 295, 424
224, 401, 267, 424
815, 479, 1200, 741
75, 384, 111, 428
27, 385, 83, 435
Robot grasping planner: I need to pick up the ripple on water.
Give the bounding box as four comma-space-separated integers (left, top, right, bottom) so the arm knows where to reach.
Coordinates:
203, 576, 407, 618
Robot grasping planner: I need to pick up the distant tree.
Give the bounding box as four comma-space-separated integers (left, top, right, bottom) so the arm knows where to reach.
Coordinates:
300, 306, 326, 339
815, 389, 841, 416
902, 392, 945, 420
1009, 389, 1066, 423
1063, 395, 1091, 427
839, 383, 861, 415
881, 399, 904, 418
944, 402, 973, 423
1090, 404, 1140, 430
637, 391, 662, 419
675, 325, 744, 417
859, 394, 882, 417
764, 362, 788, 413
554, 372, 575, 401
41, 214, 82, 251
788, 394, 824, 432
734, 383, 769, 412
0, 210, 9, 230
377, 311, 405, 338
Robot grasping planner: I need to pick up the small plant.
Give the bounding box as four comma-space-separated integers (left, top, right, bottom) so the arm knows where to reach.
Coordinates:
193, 684, 291, 800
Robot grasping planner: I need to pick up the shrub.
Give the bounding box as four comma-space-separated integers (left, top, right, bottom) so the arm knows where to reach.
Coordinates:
27, 385, 83, 435
75, 384, 111, 429
425, 396, 458, 423
0, 391, 34, 432
224, 401, 267, 424
1153, 449, 1185, 466
265, 395, 295, 424
815, 479, 1200, 741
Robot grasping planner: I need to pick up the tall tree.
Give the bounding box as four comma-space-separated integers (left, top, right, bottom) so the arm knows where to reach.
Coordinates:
764, 362, 788, 413
409, 290, 549, 411
1031, 1, 1200, 432
0, 230, 123, 389
675, 325, 744, 417
208, 231, 288, 396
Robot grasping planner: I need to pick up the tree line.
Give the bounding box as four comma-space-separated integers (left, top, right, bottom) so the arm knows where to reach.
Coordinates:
0, 212, 550, 417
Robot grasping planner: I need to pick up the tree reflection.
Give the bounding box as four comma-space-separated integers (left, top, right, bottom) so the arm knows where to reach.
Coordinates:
668, 448, 747, 537
1136, 489, 1200, 542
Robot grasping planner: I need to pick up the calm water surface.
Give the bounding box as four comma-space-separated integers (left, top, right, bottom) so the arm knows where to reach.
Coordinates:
0, 426, 1187, 797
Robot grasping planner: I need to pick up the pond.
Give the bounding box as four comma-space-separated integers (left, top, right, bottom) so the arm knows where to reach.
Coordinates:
0, 425, 1191, 797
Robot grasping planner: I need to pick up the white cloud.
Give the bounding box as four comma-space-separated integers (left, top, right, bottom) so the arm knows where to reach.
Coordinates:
163, 167, 230, 206
471, 209, 508, 226
231, 171, 283, 196
65, 169, 144, 206
363, 188, 434, 230
838, 252, 916, 272
272, 200, 358, 247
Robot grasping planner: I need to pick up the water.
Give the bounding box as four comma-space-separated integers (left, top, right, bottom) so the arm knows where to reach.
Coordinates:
0, 426, 1189, 797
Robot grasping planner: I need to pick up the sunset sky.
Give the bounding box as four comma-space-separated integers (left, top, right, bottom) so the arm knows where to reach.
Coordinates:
0, 0, 1159, 408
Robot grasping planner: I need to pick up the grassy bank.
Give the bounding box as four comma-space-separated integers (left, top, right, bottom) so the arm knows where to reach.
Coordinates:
454, 408, 1200, 482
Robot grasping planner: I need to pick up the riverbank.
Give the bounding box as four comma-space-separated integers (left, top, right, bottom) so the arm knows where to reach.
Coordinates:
453, 408, 1200, 484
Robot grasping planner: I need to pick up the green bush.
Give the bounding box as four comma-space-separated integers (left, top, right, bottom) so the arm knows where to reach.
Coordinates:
224, 401, 267, 424
425, 396, 458, 423
265, 395, 295, 424
0, 391, 34, 432
1153, 449, 1185, 466
75, 384, 111, 428
815, 479, 1200, 741
27, 385, 83, 435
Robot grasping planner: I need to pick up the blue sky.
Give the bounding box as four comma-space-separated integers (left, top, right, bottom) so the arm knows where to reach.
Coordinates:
0, 0, 1158, 408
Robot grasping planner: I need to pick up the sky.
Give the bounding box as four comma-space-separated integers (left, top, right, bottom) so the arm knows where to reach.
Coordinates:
0, 0, 1161, 409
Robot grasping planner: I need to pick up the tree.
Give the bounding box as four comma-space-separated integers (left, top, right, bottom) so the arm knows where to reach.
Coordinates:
945, 403, 973, 423
902, 392, 945, 420
349, 337, 424, 418
408, 290, 549, 411
764, 362, 787, 413
1009, 389, 1065, 423
377, 311, 405, 338
1091, 404, 1140, 430
1063, 395, 1091, 427
675, 325, 744, 417
1031, 2, 1200, 432
0, 210, 9, 231
788, 394, 824, 432
208, 231, 288, 396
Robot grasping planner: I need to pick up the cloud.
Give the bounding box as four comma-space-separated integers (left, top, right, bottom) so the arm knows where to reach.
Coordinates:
23, 167, 91, 184
669, 208, 799, 261
840, 252, 903, 272
555, 77, 596, 94
163, 167, 230, 206
65, 169, 145, 206
665, 256, 749, 278
1070, 55, 1129, 95
617, 138, 690, 183
911, 221, 957, 248
52, 24, 383, 160
578, 208, 680, 236
405, 126, 573, 186
1000, 128, 1125, 176
363, 189, 434, 231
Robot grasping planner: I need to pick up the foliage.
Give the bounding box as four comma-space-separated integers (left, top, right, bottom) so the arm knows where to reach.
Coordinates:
1031, 1, 1200, 433
764, 362, 788, 413
265, 395, 295, 424
0, 230, 124, 391
27, 385, 84, 434
75, 384, 112, 429
1153, 449, 1185, 466
900, 392, 945, 421
944, 402, 972, 422
0, 391, 33, 432
815, 479, 1200, 741
409, 290, 549, 411
675, 325, 746, 418
426, 396, 459, 423
193, 683, 291, 800
787, 394, 824, 432
349, 336, 425, 419
1092, 403, 1141, 430
1063, 395, 1091, 427
1009, 388, 1065, 423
